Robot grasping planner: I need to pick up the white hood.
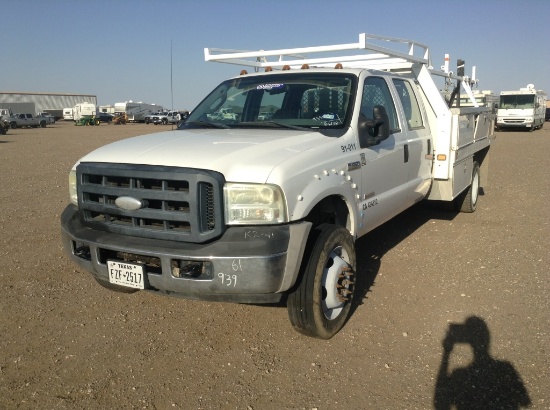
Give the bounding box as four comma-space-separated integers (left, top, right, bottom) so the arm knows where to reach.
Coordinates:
77, 128, 329, 183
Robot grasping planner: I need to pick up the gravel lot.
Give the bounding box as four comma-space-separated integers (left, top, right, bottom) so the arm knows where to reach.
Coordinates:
1, 121, 548, 409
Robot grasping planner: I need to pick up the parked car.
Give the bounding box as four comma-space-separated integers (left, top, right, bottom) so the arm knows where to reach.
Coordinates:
545, 108, 550, 122
37, 113, 55, 124
258, 111, 274, 121
0, 118, 8, 135
145, 112, 161, 124
152, 111, 180, 125
9, 113, 47, 128
96, 113, 113, 123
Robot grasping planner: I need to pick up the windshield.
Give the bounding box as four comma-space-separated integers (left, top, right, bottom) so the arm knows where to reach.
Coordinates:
499, 95, 535, 109
181, 72, 356, 131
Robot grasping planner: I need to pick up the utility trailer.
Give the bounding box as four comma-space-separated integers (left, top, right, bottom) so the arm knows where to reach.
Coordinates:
61, 33, 494, 339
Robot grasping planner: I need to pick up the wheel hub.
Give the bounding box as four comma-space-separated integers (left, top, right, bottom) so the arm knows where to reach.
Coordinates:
322, 248, 355, 320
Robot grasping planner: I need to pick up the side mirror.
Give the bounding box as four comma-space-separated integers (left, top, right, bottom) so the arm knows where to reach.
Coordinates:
358, 113, 378, 148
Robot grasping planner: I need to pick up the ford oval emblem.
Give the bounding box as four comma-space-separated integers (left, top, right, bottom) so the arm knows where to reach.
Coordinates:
115, 196, 145, 211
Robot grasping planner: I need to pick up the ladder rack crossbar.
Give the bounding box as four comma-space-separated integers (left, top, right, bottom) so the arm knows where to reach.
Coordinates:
204, 33, 432, 70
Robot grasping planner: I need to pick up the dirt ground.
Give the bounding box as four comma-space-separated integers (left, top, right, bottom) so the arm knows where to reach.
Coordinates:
0, 121, 548, 409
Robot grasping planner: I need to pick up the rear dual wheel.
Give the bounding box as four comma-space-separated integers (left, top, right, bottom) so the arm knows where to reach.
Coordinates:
287, 224, 356, 339
455, 161, 480, 213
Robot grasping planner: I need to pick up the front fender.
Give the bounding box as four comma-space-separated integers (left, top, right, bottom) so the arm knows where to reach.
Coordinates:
287, 170, 360, 237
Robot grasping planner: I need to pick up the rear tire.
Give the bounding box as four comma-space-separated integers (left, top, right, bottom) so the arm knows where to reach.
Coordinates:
456, 161, 480, 213
287, 224, 356, 339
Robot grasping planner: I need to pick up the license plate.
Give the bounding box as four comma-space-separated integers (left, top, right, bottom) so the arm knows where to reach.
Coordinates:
107, 260, 145, 289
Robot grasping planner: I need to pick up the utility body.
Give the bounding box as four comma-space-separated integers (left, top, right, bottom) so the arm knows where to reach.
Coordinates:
61, 33, 494, 338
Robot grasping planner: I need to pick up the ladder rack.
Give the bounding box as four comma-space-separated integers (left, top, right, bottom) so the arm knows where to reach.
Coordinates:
204, 33, 479, 106
205, 33, 474, 79
205, 33, 433, 72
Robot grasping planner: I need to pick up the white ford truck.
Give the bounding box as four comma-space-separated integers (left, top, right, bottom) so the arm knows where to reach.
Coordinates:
61, 34, 493, 339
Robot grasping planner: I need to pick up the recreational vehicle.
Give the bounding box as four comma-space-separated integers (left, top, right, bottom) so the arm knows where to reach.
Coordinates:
113, 102, 162, 122
73, 103, 96, 121
497, 85, 546, 131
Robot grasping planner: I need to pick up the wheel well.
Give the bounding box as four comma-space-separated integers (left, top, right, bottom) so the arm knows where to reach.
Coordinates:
304, 195, 350, 231
473, 146, 489, 165
474, 146, 490, 189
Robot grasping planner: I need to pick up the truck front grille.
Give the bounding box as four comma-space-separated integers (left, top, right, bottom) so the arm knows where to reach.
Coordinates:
77, 163, 225, 243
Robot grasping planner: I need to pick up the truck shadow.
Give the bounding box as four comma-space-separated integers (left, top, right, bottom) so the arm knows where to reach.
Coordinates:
351, 201, 457, 313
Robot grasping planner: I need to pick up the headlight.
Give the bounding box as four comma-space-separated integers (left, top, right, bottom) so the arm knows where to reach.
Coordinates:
224, 183, 287, 225
69, 170, 78, 206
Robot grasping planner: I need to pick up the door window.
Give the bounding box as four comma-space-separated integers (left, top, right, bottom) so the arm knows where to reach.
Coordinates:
393, 79, 424, 130
360, 77, 399, 133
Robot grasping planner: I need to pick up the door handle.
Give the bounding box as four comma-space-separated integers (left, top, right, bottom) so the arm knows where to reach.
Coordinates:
404, 144, 409, 163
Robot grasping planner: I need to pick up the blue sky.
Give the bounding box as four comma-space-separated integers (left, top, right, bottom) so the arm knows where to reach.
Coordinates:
2, 0, 549, 110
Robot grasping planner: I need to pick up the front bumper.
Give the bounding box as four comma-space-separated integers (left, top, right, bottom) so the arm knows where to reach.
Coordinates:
496, 118, 533, 128
60, 205, 311, 303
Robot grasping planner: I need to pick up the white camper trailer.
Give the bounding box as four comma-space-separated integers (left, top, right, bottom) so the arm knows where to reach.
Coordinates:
72, 103, 96, 121
497, 85, 546, 131
113, 101, 162, 122
98, 105, 115, 114
63, 108, 74, 121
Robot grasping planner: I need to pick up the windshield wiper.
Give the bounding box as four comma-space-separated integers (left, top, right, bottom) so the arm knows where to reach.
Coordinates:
234, 121, 312, 131
183, 120, 230, 129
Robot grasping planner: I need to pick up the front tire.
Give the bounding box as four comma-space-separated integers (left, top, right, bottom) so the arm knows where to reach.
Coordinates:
287, 224, 356, 339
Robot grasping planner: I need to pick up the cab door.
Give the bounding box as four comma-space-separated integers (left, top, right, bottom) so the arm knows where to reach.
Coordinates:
392, 78, 433, 203
357, 76, 410, 236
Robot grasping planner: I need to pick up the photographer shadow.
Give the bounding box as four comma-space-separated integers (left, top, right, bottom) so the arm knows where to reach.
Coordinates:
434, 316, 531, 409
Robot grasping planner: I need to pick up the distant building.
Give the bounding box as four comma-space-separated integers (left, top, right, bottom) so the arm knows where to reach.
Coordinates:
0, 92, 97, 119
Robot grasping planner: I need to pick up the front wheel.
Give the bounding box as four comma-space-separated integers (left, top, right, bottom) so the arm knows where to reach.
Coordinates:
287, 224, 356, 339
